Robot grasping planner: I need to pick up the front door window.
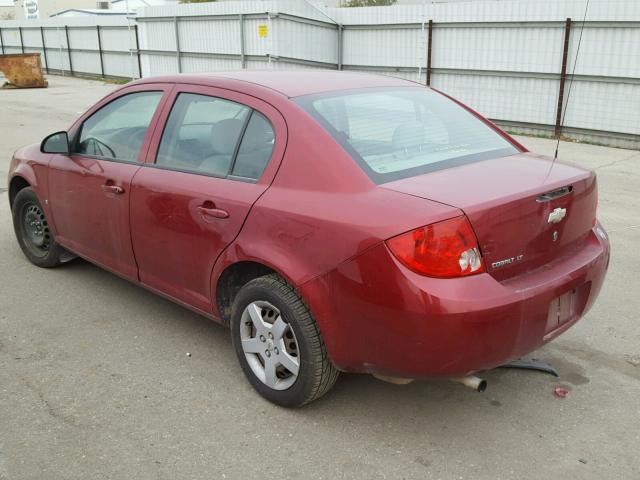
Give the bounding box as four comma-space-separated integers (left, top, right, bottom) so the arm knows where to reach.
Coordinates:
74, 91, 163, 162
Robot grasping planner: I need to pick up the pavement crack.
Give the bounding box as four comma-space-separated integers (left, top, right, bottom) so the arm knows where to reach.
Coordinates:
21, 378, 91, 429
594, 152, 640, 171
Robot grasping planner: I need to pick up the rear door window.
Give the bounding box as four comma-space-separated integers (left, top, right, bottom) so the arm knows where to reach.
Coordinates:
156, 93, 250, 177
232, 111, 275, 179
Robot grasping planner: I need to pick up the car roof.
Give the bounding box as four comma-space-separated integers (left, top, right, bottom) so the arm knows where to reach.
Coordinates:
134, 70, 420, 98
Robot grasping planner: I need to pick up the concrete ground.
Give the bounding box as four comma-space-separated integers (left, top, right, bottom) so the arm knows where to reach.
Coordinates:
0, 75, 639, 480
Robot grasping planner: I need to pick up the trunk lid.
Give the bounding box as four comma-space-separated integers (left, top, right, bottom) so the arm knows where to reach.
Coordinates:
382, 153, 598, 281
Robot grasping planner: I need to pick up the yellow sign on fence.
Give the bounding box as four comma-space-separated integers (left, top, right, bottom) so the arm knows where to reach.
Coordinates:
258, 24, 268, 38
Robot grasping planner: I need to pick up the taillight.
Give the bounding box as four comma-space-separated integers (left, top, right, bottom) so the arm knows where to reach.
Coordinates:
386, 216, 485, 278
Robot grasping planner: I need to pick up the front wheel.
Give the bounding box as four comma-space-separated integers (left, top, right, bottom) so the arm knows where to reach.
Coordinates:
230, 274, 339, 407
12, 187, 72, 268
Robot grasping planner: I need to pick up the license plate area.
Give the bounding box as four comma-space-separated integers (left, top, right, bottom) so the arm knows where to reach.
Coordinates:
545, 283, 590, 333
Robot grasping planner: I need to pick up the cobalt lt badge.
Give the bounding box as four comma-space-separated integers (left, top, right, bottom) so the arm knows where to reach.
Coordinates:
548, 207, 567, 224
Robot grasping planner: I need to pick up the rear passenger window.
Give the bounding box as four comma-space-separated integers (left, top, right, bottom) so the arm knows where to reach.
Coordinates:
156, 93, 250, 177
232, 112, 275, 179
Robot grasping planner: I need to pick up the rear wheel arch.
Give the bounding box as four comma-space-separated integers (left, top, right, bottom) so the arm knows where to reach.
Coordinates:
215, 259, 319, 326
215, 261, 279, 325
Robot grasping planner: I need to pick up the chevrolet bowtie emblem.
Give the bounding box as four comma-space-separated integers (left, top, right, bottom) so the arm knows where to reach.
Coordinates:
548, 207, 567, 224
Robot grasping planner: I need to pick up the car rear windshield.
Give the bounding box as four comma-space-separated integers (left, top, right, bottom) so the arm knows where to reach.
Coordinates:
296, 87, 519, 184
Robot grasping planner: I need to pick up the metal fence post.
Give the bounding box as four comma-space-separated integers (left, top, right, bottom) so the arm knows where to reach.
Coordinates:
426, 20, 433, 86
174, 16, 182, 73
64, 25, 74, 76
555, 18, 572, 138
134, 24, 142, 78
18, 26, 25, 53
337, 24, 343, 70
96, 25, 105, 77
239, 14, 246, 69
0, 27, 4, 55
40, 26, 48, 73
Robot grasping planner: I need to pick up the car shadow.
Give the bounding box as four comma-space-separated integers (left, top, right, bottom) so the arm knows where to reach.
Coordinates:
48, 258, 576, 427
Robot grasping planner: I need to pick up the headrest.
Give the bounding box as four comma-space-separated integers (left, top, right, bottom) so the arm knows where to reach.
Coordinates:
392, 121, 426, 151
241, 130, 274, 153
238, 113, 275, 153
210, 118, 245, 154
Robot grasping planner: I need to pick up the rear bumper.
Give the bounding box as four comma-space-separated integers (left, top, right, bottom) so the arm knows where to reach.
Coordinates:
300, 224, 610, 378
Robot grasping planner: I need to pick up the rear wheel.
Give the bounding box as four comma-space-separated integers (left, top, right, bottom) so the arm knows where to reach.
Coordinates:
230, 274, 339, 407
12, 187, 71, 268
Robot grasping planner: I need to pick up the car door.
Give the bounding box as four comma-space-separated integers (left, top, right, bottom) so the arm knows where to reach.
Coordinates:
48, 84, 171, 280
130, 85, 287, 313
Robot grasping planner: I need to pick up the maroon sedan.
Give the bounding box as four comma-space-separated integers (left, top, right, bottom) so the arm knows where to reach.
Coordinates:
8, 71, 609, 406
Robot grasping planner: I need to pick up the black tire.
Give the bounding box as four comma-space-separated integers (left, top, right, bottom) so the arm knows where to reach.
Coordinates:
11, 187, 71, 268
230, 274, 339, 407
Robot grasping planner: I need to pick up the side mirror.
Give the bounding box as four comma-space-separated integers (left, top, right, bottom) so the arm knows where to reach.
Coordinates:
41, 131, 70, 155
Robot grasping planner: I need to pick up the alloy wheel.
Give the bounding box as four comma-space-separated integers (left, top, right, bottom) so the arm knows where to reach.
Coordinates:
239, 301, 300, 390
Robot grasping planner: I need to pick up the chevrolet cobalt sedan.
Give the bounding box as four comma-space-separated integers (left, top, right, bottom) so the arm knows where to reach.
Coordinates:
8, 71, 610, 406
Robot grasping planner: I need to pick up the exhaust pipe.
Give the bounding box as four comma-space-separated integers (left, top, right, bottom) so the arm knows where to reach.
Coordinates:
453, 375, 487, 392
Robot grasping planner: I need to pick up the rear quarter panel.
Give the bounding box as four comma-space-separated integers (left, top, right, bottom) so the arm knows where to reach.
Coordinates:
210, 101, 461, 331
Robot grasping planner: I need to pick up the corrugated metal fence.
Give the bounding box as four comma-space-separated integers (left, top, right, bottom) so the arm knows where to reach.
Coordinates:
332, 0, 640, 149
0, 17, 140, 78
136, 1, 339, 75
1, 0, 639, 149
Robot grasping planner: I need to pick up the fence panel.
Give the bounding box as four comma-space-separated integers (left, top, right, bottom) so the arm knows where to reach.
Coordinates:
102, 51, 138, 78
433, 73, 560, 127
141, 52, 177, 77
1, 0, 639, 148
1, 27, 21, 53
181, 54, 239, 74
433, 26, 565, 73
179, 18, 241, 55
99, 25, 136, 52
242, 17, 271, 57
274, 18, 338, 65
343, 28, 424, 68
67, 27, 99, 50
0, 18, 132, 77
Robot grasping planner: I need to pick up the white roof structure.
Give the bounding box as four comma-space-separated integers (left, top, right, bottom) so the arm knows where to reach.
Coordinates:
51, 0, 177, 17
51, 8, 130, 17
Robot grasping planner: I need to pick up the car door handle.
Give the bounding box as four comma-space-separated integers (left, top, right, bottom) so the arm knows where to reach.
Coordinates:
101, 184, 125, 195
197, 204, 229, 219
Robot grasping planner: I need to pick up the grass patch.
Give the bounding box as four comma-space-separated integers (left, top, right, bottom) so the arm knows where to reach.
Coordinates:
505, 130, 555, 140
505, 130, 637, 150
101, 77, 133, 85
